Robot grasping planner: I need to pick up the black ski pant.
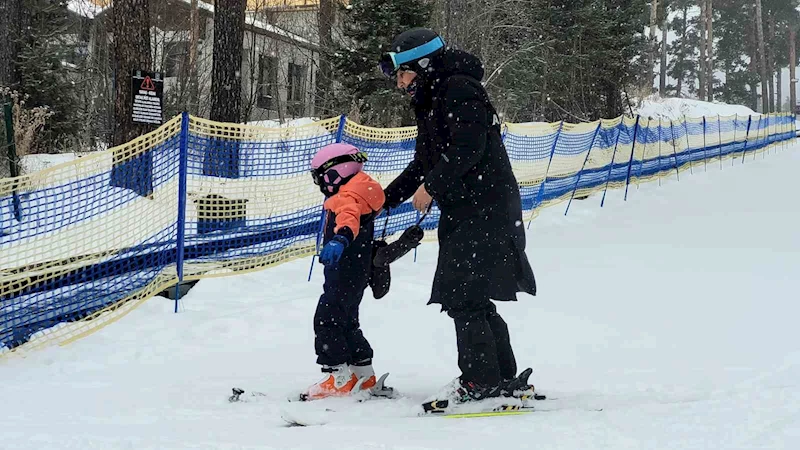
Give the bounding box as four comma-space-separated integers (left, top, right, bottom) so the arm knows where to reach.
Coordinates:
448, 301, 517, 387
314, 226, 374, 367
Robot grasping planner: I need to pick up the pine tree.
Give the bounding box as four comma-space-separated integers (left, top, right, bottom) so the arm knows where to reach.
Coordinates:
331, 0, 432, 127
8, 0, 82, 150
762, 0, 800, 111
714, 0, 757, 107
0, 0, 23, 90
489, 0, 647, 122
667, 0, 696, 97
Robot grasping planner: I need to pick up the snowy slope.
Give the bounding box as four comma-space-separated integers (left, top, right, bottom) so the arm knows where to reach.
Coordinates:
1, 143, 799, 449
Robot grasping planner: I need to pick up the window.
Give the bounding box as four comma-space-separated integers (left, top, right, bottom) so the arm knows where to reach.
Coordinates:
287, 62, 306, 116
258, 55, 278, 110
164, 41, 190, 78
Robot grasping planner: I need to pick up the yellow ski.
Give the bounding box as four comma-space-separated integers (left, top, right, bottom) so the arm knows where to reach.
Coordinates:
441, 409, 533, 419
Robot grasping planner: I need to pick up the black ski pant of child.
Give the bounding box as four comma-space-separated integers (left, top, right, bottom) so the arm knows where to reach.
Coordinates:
314, 224, 374, 367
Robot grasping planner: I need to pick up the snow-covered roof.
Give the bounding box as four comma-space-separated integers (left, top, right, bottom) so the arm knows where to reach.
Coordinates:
243, 11, 313, 46
67, 0, 109, 19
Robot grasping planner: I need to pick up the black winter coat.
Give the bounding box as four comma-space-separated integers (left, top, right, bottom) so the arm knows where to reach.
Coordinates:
383, 49, 536, 310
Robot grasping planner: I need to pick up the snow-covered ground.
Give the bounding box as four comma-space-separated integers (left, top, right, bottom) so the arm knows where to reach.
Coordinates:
637, 96, 760, 120
1, 141, 799, 449
18, 153, 81, 174
247, 117, 319, 128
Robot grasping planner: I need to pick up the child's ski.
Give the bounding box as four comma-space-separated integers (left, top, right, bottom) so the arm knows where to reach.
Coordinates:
228, 373, 395, 404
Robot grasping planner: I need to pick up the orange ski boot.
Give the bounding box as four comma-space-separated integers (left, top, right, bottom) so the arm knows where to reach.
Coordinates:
302, 364, 358, 401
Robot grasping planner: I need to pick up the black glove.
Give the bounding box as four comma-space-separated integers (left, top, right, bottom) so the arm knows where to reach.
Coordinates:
373, 225, 425, 267
369, 240, 391, 299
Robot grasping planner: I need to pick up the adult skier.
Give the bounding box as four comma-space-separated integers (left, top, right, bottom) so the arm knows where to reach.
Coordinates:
378, 28, 539, 404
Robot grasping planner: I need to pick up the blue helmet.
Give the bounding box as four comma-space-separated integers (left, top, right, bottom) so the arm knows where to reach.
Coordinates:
379, 28, 446, 79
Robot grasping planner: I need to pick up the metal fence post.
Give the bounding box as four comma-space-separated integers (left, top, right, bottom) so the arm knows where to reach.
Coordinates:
174, 112, 190, 313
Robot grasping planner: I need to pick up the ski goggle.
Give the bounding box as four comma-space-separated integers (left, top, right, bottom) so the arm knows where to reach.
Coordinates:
312, 167, 345, 193
379, 36, 445, 79
310, 152, 368, 186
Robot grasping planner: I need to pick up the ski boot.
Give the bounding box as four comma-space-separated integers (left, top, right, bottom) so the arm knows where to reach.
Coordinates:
502, 368, 546, 406
300, 364, 359, 401
351, 359, 395, 398
421, 376, 516, 415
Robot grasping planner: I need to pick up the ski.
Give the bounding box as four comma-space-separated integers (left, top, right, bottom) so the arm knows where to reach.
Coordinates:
421, 398, 529, 416
229, 373, 395, 404
280, 394, 600, 427
420, 398, 602, 418
289, 372, 395, 402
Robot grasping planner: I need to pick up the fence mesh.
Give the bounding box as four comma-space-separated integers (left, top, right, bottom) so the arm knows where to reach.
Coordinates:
0, 112, 795, 357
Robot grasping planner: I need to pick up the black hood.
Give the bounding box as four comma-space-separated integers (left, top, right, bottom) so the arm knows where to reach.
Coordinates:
413, 49, 485, 108
435, 49, 485, 81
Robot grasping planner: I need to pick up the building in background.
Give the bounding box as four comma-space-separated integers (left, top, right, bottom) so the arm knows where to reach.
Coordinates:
67, 0, 322, 123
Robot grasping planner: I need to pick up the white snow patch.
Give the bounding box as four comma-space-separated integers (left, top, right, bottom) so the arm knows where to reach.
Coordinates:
67, 0, 108, 19
637, 96, 760, 121
247, 117, 318, 128
19, 153, 81, 174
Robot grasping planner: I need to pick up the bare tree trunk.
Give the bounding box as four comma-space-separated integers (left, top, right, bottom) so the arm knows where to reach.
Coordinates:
777, 63, 782, 112
755, 0, 769, 113
187, 0, 200, 114
767, 13, 775, 112
210, 0, 246, 123
706, 0, 713, 102
317, 0, 334, 117
790, 27, 797, 114
677, 5, 688, 96
0, 0, 23, 89
112, 0, 154, 146
241, 32, 257, 122
748, 10, 759, 111
660, 22, 668, 96
698, 0, 707, 100
647, 0, 658, 96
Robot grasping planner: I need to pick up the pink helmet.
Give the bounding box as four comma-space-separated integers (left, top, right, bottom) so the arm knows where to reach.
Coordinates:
310, 143, 367, 195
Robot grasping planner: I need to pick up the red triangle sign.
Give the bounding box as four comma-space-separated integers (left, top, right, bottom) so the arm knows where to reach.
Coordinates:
141, 76, 156, 91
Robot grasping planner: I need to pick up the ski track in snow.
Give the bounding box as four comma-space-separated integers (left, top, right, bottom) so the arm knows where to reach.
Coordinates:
2, 144, 800, 449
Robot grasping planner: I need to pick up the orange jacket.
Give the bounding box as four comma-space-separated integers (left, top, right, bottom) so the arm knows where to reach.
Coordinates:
324, 171, 385, 239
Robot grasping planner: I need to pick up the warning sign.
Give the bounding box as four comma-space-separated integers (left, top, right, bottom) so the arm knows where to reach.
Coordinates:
131, 70, 164, 125
141, 76, 156, 91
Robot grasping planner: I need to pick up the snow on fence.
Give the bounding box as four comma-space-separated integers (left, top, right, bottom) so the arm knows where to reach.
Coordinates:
0, 112, 795, 357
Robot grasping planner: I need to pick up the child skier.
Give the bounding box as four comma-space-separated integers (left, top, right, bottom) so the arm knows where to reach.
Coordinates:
301, 142, 392, 401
